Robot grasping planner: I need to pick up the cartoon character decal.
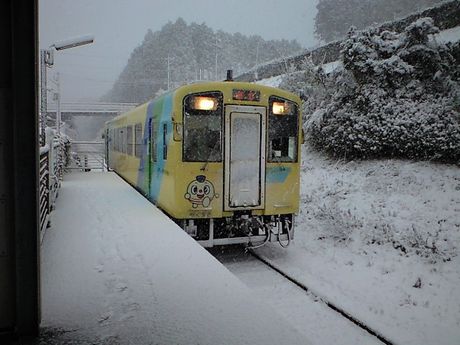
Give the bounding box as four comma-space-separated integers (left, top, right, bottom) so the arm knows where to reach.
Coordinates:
185, 175, 219, 208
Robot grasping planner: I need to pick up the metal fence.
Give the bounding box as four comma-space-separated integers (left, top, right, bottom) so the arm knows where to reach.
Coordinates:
39, 147, 50, 241
39, 136, 68, 242
39, 138, 105, 241
67, 141, 106, 171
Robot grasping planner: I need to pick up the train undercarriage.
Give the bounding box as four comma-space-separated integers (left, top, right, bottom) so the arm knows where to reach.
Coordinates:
177, 214, 294, 248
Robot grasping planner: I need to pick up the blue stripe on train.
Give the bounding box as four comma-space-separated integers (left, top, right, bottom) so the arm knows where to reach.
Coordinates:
150, 94, 173, 201
266, 166, 291, 183
136, 100, 156, 193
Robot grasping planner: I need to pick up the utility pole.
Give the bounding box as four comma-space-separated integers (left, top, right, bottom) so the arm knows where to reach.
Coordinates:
39, 50, 47, 145
214, 35, 221, 80
215, 36, 218, 80
39, 35, 94, 144
39, 49, 54, 145
54, 72, 61, 134
167, 54, 171, 90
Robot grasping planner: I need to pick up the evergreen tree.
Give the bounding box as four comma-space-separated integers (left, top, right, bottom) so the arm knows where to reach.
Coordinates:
103, 19, 302, 102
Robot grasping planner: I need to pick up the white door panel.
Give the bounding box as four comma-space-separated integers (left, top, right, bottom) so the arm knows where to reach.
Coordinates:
224, 106, 266, 211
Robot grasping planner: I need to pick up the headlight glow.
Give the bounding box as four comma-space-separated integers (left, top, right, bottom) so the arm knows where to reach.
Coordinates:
192, 96, 217, 111
272, 101, 286, 115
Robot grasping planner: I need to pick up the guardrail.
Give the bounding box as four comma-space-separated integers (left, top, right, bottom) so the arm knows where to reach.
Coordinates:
67, 141, 106, 171
39, 146, 50, 242
39, 135, 69, 242
39, 137, 105, 242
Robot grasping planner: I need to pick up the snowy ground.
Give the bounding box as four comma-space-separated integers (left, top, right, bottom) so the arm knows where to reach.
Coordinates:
40, 172, 309, 345
251, 145, 460, 345
38, 152, 460, 345
213, 248, 384, 345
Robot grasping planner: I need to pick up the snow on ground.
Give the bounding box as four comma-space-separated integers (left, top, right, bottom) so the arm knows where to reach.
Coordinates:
255, 75, 283, 88
41, 172, 310, 345
435, 25, 460, 44
214, 248, 383, 345
321, 60, 343, 74
254, 145, 460, 345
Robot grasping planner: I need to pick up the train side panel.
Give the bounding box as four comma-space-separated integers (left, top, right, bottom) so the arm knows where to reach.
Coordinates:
108, 103, 148, 189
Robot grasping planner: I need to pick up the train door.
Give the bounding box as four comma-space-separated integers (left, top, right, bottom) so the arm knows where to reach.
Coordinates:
224, 105, 266, 211
105, 128, 110, 169
148, 117, 154, 196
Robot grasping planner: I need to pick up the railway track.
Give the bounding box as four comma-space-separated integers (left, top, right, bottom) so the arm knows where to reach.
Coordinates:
248, 250, 395, 345
212, 246, 396, 345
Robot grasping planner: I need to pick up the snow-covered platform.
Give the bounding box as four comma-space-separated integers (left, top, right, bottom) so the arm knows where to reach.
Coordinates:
40, 172, 309, 345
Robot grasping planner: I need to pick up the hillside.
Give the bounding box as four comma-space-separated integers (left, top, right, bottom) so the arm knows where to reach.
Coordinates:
103, 18, 302, 103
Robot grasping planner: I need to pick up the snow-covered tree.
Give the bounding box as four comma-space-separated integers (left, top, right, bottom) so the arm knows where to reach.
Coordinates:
290, 17, 460, 163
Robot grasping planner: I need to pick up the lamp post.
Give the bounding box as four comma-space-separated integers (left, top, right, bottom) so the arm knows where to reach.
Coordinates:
39, 35, 94, 144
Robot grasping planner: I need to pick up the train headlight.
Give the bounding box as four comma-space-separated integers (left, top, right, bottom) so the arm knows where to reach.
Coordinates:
192, 96, 217, 111
272, 101, 287, 115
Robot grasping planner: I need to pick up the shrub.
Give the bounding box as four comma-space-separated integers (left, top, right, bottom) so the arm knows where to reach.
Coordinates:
288, 18, 460, 164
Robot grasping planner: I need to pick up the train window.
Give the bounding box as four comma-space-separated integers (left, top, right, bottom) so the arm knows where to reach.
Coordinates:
150, 122, 157, 162
163, 123, 168, 160
268, 97, 298, 163
135, 123, 143, 158
115, 128, 119, 152
109, 129, 113, 151
121, 127, 127, 154
183, 92, 223, 162
120, 127, 123, 152
127, 125, 133, 156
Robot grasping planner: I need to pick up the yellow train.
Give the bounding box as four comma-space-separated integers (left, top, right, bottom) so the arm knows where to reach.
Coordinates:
105, 75, 301, 248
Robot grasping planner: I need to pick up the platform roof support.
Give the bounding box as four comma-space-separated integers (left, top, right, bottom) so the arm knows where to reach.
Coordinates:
0, 0, 40, 338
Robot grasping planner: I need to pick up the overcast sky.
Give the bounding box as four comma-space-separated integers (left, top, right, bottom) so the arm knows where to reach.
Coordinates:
39, 0, 319, 102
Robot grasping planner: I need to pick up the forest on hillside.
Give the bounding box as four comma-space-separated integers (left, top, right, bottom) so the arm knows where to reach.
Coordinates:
104, 18, 302, 103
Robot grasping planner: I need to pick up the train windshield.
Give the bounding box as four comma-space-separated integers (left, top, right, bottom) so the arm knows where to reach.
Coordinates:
183, 92, 223, 162
268, 97, 298, 163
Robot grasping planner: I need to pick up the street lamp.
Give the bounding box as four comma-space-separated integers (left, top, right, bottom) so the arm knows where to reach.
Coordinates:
39, 34, 95, 144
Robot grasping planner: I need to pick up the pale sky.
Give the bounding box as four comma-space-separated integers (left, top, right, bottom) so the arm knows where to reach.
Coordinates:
39, 0, 319, 102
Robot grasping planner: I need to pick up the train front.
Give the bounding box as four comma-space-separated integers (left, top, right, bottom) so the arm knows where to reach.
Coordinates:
171, 82, 301, 248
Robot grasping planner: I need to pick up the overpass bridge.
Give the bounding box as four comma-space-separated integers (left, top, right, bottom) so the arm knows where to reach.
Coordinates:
45, 102, 138, 141
46, 101, 138, 120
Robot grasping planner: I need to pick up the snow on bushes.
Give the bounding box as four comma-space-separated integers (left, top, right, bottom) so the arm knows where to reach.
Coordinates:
282, 18, 460, 163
